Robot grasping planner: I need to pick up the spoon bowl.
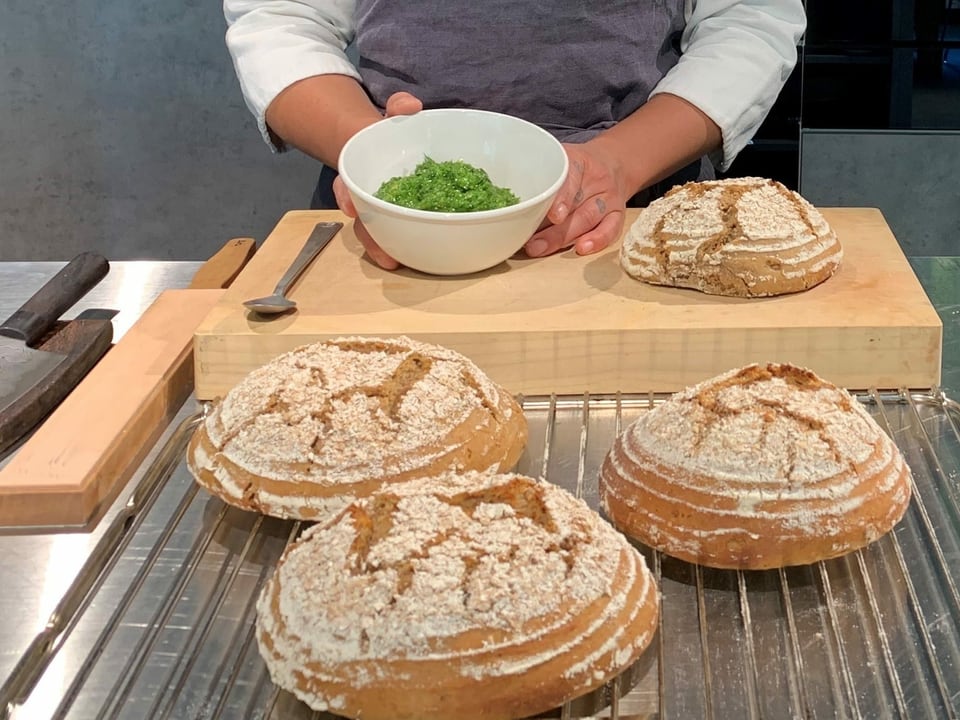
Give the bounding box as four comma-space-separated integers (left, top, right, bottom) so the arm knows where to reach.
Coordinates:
243, 295, 297, 315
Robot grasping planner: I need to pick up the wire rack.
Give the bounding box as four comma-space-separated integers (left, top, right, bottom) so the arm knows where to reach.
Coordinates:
2, 389, 960, 720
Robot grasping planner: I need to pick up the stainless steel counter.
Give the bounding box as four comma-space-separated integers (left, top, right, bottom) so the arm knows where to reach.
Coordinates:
0, 262, 201, 689
0, 258, 958, 718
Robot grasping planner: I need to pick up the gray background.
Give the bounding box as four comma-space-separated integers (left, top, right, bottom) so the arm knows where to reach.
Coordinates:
0, 1, 958, 261
800, 129, 960, 258
0, 0, 319, 261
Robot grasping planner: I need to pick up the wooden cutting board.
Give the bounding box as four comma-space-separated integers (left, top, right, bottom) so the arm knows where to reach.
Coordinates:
194, 208, 942, 399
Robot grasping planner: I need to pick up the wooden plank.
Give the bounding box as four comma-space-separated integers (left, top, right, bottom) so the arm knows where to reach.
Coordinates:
0, 289, 224, 527
188, 238, 257, 289
194, 208, 943, 399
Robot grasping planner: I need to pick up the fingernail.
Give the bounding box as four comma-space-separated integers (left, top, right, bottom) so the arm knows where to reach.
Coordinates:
553, 203, 569, 221
526, 239, 548, 257
579, 241, 594, 255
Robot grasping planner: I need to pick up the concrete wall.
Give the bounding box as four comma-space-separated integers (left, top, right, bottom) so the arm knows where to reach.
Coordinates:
0, 1, 319, 261
800, 129, 960, 257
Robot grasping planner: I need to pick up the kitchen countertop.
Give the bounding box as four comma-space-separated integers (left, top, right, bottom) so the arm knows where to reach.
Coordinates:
0, 256, 957, 695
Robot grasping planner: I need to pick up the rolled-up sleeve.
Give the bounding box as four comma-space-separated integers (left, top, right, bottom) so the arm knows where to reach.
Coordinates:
223, 0, 359, 149
650, 0, 806, 171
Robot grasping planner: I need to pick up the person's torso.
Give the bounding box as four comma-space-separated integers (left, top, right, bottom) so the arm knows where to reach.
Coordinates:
353, 0, 687, 143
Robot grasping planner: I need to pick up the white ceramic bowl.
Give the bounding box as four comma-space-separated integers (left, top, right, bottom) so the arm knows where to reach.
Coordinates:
337, 108, 569, 275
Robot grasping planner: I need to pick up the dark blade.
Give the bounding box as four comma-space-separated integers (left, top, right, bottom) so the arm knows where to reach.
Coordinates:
0, 337, 67, 415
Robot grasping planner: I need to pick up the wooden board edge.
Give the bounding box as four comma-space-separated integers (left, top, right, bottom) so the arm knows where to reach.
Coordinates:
193, 324, 944, 400
0, 349, 195, 527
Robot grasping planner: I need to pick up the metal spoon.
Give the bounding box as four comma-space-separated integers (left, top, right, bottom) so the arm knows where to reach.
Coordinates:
243, 221, 343, 315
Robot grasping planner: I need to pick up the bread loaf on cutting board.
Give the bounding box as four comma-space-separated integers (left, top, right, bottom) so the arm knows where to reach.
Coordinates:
186, 336, 527, 521
256, 471, 660, 720
621, 177, 843, 297
599, 363, 912, 569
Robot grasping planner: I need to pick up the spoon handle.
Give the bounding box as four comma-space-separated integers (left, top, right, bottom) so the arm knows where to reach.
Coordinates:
272, 222, 344, 297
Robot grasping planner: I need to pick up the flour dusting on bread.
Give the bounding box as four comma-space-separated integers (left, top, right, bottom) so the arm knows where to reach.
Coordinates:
621, 177, 842, 297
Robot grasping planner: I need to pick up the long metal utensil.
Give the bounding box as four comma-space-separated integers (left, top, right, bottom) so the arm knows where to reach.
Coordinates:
243, 222, 342, 315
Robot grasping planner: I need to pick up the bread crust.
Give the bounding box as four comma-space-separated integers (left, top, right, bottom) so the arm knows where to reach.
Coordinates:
256, 472, 660, 720
186, 336, 527, 520
599, 364, 912, 569
620, 177, 843, 297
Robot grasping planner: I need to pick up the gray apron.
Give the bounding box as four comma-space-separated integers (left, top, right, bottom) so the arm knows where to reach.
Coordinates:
312, 0, 711, 209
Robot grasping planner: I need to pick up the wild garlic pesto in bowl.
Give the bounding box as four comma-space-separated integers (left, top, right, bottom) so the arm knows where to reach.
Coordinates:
375, 157, 520, 213
338, 108, 568, 275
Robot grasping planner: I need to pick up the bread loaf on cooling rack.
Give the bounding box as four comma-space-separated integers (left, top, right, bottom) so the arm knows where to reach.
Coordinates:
186, 336, 527, 521
599, 363, 912, 570
620, 177, 843, 297
255, 471, 660, 720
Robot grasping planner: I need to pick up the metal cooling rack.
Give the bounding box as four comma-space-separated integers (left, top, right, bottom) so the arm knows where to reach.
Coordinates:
2, 389, 959, 720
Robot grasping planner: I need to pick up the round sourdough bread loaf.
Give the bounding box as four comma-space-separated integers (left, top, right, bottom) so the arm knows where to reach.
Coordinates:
620, 177, 843, 297
599, 363, 912, 570
255, 471, 660, 720
186, 336, 527, 521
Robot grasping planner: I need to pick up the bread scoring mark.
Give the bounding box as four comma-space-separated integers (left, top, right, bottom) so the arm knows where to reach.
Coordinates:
443, 480, 587, 576
694, 183, 748, 262
348, 492, 402, 571
457, 368, 504, 421
690, 363, 853, 474
651, 179, 783, 274
374, 352, 434, 420
346, 478, 589, 605
780, 186, 819, 238
327, 337, 410, 357
217, 390, 291, 450
441, 478, 560, 534
305, 352, 434, 452
213, 338, 501, 469
625, 177, 842, 298
649, 182, 691, 273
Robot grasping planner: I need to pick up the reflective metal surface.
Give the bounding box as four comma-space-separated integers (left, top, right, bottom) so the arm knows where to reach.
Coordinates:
0, 257, 957, 720
3, 391, 960, 719
0, 262, 201, 694
0, 262, 201, 343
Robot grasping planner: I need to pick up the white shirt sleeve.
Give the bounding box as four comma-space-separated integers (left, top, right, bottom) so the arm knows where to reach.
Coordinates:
650, 0, 806, 171
223, 0, 359, 150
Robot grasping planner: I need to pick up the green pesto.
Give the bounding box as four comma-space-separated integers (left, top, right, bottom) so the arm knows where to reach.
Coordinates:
375, 157, 520, 212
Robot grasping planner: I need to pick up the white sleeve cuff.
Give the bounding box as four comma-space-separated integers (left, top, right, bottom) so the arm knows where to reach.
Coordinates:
224, 0, 359, 151
650, 0, 805, 171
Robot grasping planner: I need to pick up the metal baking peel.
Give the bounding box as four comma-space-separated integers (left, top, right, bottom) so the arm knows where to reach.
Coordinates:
0, 251, 110, 453
0, 252, 109, 412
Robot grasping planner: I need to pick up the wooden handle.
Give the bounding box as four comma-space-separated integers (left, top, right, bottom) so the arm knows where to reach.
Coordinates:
0, 318, 114, 456
0, 252, 109, 345
189, 239, 257, 289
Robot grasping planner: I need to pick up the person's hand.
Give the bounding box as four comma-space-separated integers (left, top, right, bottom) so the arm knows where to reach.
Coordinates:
523, 141, 628, 259
333, 92, 423, 270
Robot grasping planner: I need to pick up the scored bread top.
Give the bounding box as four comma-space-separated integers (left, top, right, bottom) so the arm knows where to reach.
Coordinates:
256, 471, 659, 717
599, 363, 912, 568
628, 364, 891, 496
194, 337, 521, 495
620, 177, 842, 297
259, 472, 650, 667
206, 336, 512, 478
